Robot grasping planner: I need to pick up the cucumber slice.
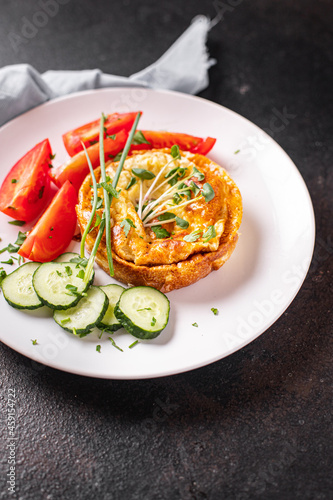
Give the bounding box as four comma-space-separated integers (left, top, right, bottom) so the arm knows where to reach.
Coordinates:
114, 286, 170, 339
1, 262, 43, 310
54, 286, 108, 335
54, 252, 80, 263
32, 262, 94, 310
97, 284, 125, 332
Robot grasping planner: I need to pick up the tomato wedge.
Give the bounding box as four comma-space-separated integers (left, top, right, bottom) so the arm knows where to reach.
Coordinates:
190, 137, 216, 155
63, 112, 139, 156
51, 130, 128, 192
0, 139, 53, 222
129, 130, 203, 153
18, 181, 77, 262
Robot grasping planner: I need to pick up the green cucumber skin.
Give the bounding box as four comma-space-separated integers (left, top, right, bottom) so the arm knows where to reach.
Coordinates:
1, 263, 43, 310
54, 288, 109, 335
32, 265, 94, 310
96, 321, 123, 333
114, 303, 165, 340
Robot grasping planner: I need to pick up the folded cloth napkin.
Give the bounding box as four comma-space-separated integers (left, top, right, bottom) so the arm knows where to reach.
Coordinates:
0, 15, 215, 128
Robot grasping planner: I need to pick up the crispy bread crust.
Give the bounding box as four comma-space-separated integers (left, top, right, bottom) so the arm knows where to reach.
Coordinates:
76, 149, 242, 293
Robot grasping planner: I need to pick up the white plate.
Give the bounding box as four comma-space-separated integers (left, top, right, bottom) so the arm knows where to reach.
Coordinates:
0, 88, 315, 379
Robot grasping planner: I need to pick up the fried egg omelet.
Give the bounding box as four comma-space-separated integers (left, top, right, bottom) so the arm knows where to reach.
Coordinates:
76, 149, 242, 292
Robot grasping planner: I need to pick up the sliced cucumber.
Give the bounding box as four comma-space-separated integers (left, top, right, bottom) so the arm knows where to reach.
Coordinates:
32, 262, 94, 310
54, 252, 80, 263
97, 284, 125, 332
114, 286, 170, 339
54, 286, 108, 335
1, 262, 43, 310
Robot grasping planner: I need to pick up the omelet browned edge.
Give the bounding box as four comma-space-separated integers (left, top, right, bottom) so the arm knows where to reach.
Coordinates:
77, 150, 243, 293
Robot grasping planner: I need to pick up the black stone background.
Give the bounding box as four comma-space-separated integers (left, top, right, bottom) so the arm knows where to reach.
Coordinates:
0, 1, 332, 499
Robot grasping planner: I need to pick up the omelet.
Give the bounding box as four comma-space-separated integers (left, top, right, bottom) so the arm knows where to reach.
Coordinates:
76, 149, 242, 292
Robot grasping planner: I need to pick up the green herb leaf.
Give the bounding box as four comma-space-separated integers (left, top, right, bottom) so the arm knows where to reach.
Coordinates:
211, 307, 219, 316
131, 168, 156, 180
97, 181, 120, 198
96, 196, 104, 209
1, 258, 13, 265
158, 212, 175, 222
14, 231, 27, 247
183, 229, 202, 242
173, 193, 182, 205
61, 318, 71, 325
192, 166, 205, 181
108, 336, 123, 352
175, 216, 189, 229
112, 152, 123, 162
0, 269, 7, 286
89, 213, 102, 232
65, 266, 73, 276
151, 225, 170, 239
120, 218, 136, 237
76, 269, 85, 279
132, 130, 150, 145
65, 284, 79, 296
137, 307, 152, 311
0, 243, 19, 254
189, 181, 200, 196
31, 339, 38, 345
8, 220, 25, 226
151, 317, 157, 327
192, 322, 198, 327
69, 256, 88, 268
107, 134, 116, 140
202, 183, 215, 202
203, 225, 217, 242
171, 144, 181, 160
50, 153, 56, 160
96, 345, 101, 353
11, 179, 18, 184
125, 177, 137, 190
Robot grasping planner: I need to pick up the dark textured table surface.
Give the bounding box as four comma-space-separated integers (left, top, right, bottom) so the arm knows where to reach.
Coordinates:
0, 1, 332, 499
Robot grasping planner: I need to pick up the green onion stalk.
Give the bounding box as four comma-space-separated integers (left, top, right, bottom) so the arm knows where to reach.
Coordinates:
83, 111, 142, 283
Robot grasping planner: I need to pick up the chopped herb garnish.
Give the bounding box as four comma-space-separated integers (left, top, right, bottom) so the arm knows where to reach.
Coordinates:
203, 225, 217, 242
113, 152, 123, 162
129, 340, 139, 349
96, 196, 104, 209
131, 130, 150, 145
132, 168, 156, 180
15, 231, 27, 246
125, 177, 137, 190
151, 317, 156, 327
107, 134, 116, 140
189, 181, 200, 196
60, 318, 71, 325
184, 229, 202, 242
96, 345, 101, 353
31, 339, 38, 345
70, 256, 88, 267
65, 284, 79, 296
65, 266, 73, 276
11, 179, 18, 184
76, 269, 85, 279
50, 226, 54, 231
211, 308, 219, 316
97, 181, 120, 198
1, 258, 13, 265
73, 327, 78, 336
0, 269, 7, 285
89, 140, 98, 145
192, 322, 198, 327
151, 225, 170, 239
108, 336, 123, 352
56, 270, 63, 277
202, 183, 215, 202
120, 218, 136, 237
0, 243, 19, 254
192, 166, 205, 181
8, 220, 25, 226
158, 212, 175, 222
89, 213, 102, 232
38, 186, 45, 199
50, 153, 56, 160
137, 307, 152, 311
234, 149, 240, 154
7, 206, 16, 210
175, 216, 189, 229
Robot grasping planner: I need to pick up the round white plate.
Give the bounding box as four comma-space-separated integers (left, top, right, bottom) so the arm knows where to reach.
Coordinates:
0, 88, 315, 379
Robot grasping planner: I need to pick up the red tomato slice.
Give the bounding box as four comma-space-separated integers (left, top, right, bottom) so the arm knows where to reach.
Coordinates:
51, 130, 128, 192
0, 139, 53, 222
190, 137, 216, 155
62, 112, 139, 156
129, 130, 203, 153
18, 181, 77, 262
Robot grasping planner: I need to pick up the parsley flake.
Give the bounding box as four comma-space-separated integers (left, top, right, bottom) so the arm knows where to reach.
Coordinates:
211, 308, 219, 316
120, 218, 136, 237
151, 225, 170, 239
96, 345, 101, 353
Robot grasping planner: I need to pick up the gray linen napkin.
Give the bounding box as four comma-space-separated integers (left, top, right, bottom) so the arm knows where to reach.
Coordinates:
0, 16, 215, 128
